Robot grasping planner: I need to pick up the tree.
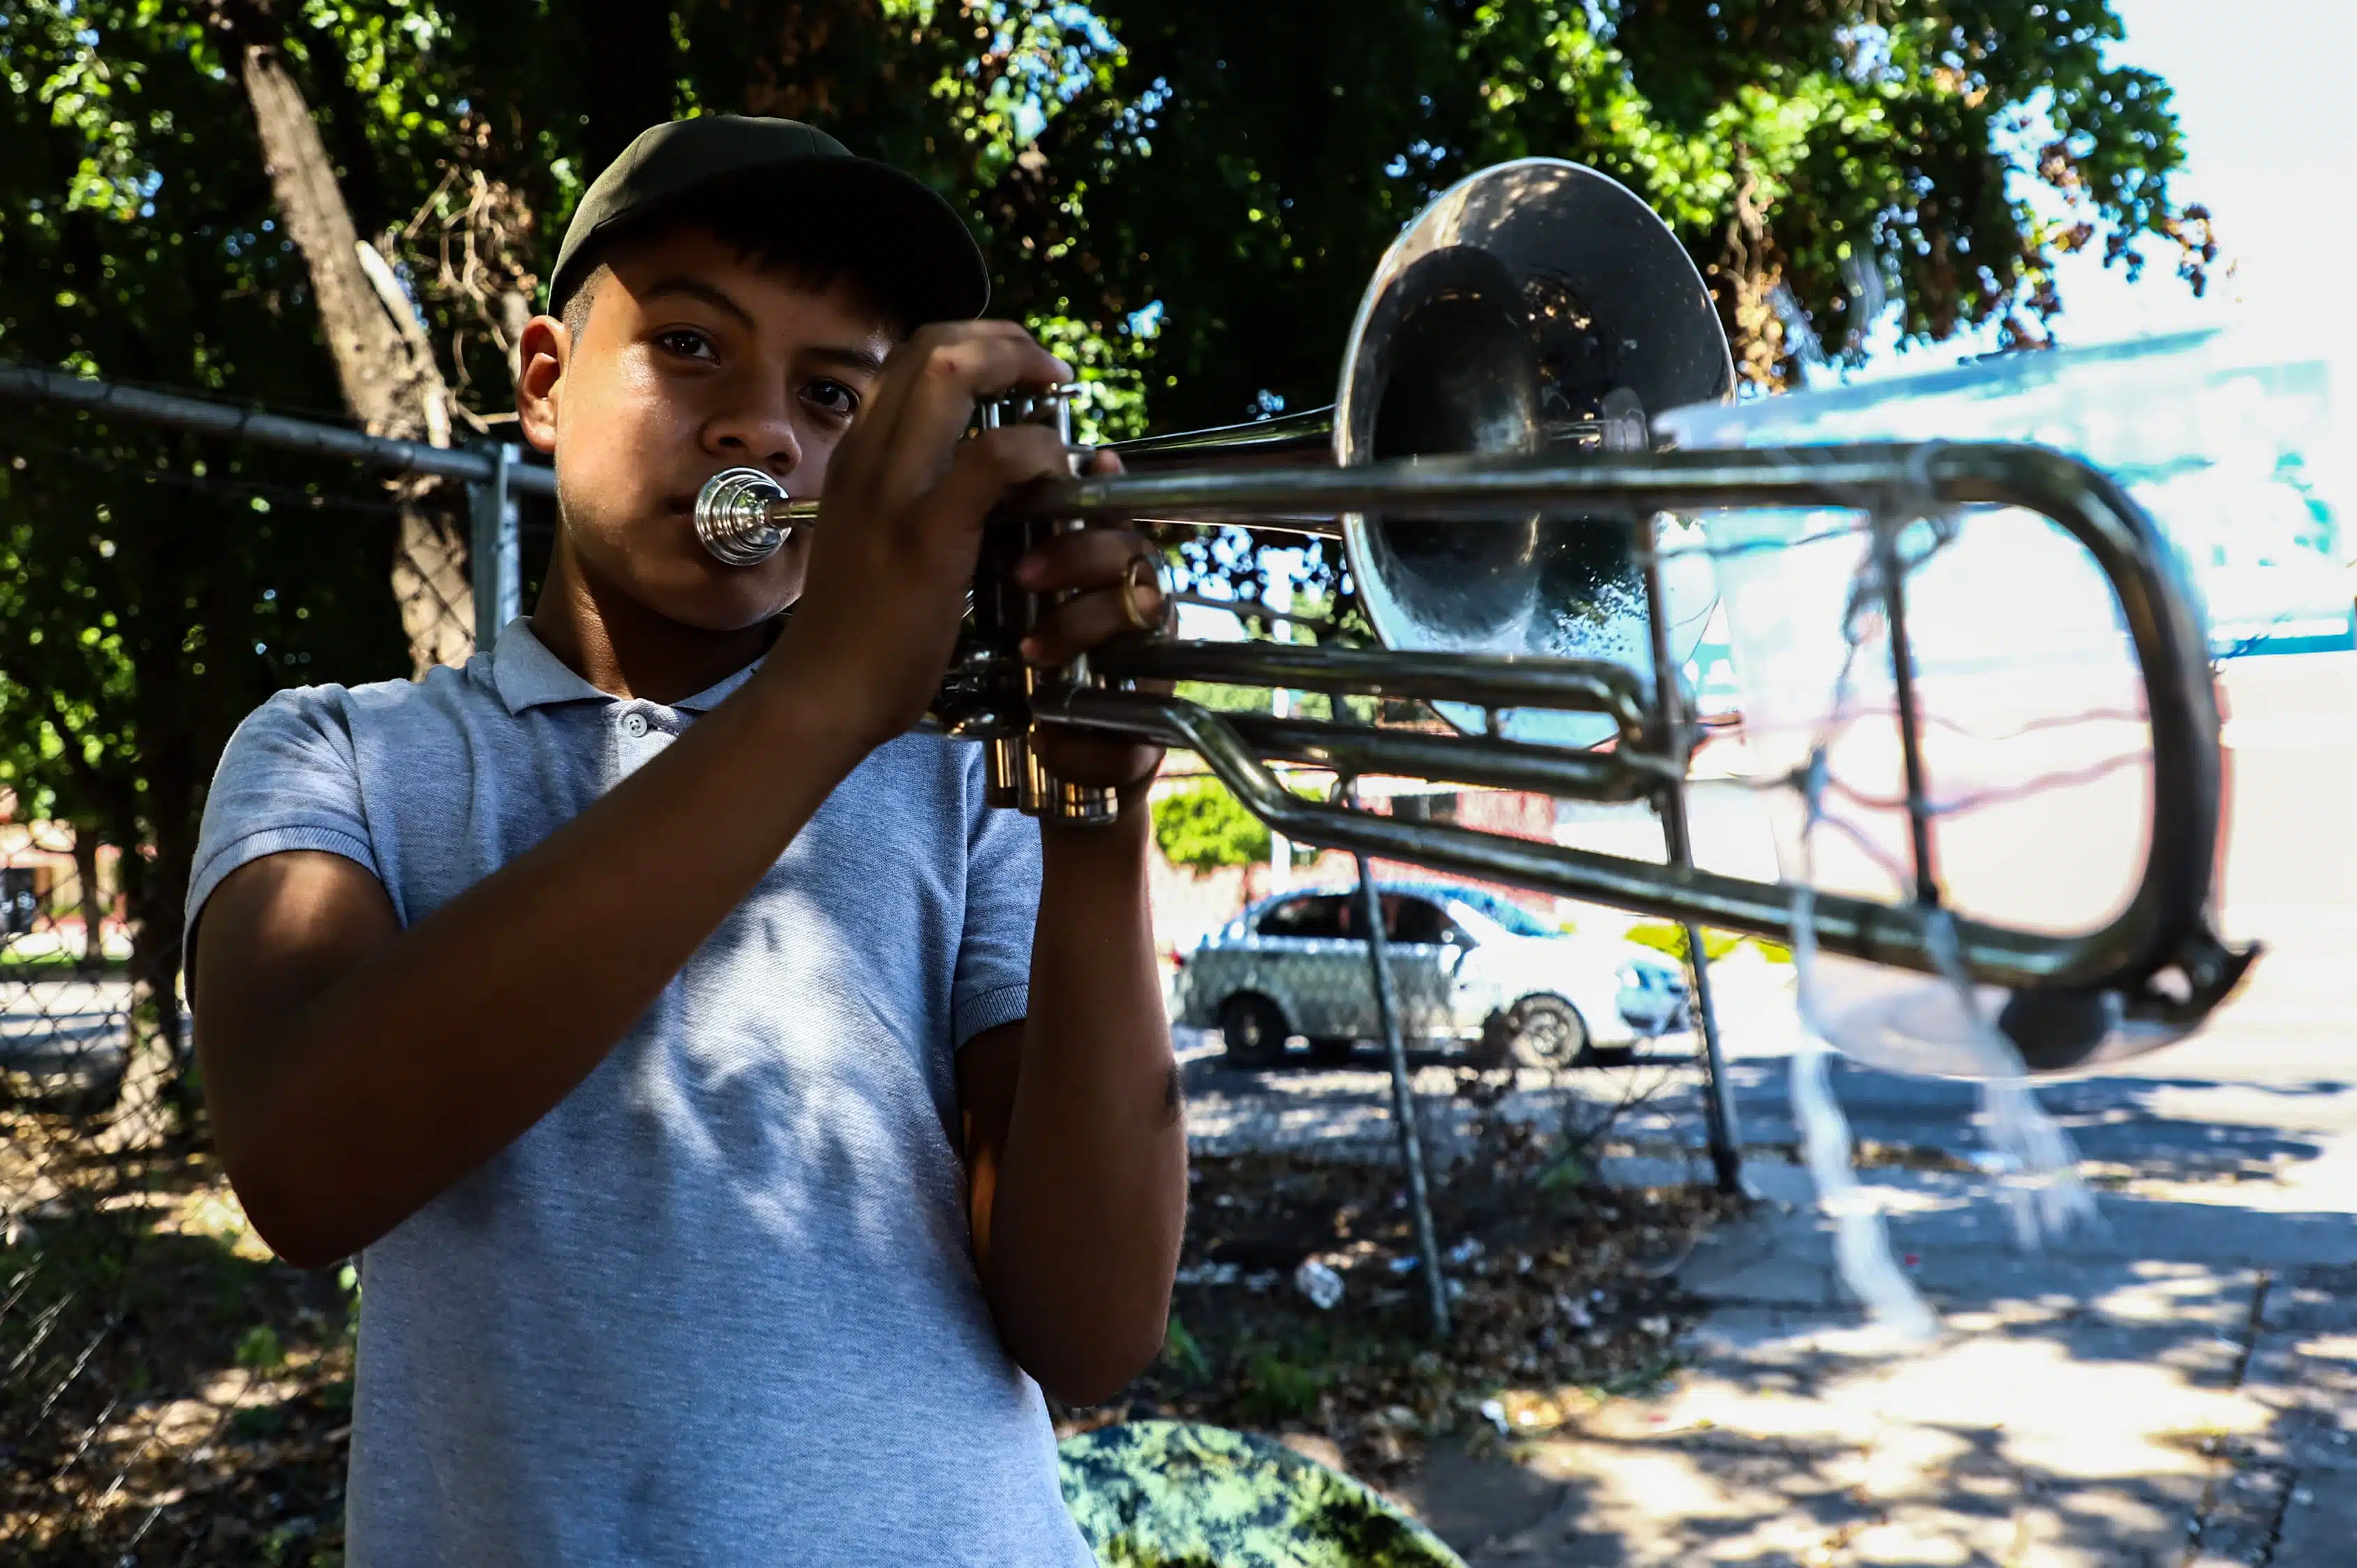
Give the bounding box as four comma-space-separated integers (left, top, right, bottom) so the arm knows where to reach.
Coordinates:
997, 0, 2209, 609
1030, 0, 2208, 427
198, 0, 475, 675
0, 0, 2206, 1135
1, 1, 411, 1135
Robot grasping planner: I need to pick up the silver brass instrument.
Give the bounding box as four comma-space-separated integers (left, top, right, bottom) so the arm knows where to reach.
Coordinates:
693, 158, 2256, 1074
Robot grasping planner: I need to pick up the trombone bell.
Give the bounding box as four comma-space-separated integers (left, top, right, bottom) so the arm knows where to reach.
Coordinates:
1336, 160, 1737, 750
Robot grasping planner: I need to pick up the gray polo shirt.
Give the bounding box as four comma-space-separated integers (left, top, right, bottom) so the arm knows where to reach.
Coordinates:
186, 622, 1091, 1567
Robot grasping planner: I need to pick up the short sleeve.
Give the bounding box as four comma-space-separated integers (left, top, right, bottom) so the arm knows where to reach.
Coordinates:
949, 748, 1043, 1048
186, 688, 382, 954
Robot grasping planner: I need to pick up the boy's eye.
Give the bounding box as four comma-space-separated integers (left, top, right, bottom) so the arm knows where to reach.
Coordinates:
654, 329, 716, 361
803, 380, 861, 418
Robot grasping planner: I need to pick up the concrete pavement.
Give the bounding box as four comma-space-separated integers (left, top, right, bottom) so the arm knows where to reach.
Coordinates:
1391, 1158, 2357, 1567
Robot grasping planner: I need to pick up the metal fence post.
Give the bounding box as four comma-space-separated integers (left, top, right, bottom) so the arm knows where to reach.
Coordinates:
1351, 847, 1452, 1341
1641, 516, 1746, 1195
470, 442, 522, 652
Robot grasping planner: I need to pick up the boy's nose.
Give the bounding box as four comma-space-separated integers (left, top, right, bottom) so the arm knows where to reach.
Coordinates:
705, 402, 803, 483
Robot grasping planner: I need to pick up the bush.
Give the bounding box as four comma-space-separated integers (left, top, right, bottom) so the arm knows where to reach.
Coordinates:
1152, 779, 1272, 873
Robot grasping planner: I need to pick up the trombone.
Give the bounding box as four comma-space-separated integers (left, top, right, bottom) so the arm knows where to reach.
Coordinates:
695, 158, 2255, 1073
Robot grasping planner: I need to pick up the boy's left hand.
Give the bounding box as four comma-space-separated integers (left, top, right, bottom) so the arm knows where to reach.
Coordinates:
1010, 452, 1167, 807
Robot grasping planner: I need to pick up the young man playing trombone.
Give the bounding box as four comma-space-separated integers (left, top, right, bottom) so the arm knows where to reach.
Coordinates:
184, 115, 1182, 1565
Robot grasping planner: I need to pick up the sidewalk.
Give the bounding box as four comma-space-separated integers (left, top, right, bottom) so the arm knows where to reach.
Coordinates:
1397, 1158, 2357, 1567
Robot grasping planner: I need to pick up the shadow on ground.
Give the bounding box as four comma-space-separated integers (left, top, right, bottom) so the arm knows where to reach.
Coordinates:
1383, 1155, 2357, 1566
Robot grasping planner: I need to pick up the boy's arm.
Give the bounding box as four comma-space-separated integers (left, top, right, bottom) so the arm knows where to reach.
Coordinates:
953, 521, 1187, 1408
195, 322, 1077, 1271
957, 809, 1183, 1408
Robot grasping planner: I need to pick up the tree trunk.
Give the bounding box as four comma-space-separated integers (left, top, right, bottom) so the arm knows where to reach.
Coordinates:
215, 1, 475, 675
70, 828, 104, 973
101, 844, 191, 1153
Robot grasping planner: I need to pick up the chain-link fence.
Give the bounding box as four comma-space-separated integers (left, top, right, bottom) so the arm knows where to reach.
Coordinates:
0, 823, 368, 1565
0, 362, 1753, 1554
0, 365, 551, 1564
1162, 778, 1751, 1341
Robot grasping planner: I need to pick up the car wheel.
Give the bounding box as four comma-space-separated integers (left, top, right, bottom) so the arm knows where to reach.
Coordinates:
1218, 995, 1290, 1068
1502, 996, 1590, 1070
1304, 1037, 1356, 1067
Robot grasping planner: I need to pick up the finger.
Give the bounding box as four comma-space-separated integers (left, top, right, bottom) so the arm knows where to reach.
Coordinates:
852, 320, 1050, 440
1022, 578, 1164, 666
1029, 726, 1164, 791
1014, 527, 1155, 595
826, 320, 1063, 518
856, 325, 1073, 505
909, 424, 1077, 547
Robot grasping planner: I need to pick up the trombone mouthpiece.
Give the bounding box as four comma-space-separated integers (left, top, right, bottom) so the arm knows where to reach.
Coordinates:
694, 467, 791, 565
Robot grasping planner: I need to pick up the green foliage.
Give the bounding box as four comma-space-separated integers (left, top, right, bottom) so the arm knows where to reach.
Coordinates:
1060, 1421, 1466, 1567
1536, 1154, 1588, 1196
1239, 1350, 1326, 1425
1034, 0, 2203, 607
1152, 778, 1271, 874
234, 1324, 285, 1372
1, 0, 412, 1036
1161, 1315, 1211, 1384
1053, 0, 2201, 428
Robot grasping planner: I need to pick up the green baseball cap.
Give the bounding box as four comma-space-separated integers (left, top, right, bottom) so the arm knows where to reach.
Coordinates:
548, 115, 990, 327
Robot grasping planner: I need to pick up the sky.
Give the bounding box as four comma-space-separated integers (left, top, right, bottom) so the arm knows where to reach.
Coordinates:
1827, 0, 2357, 383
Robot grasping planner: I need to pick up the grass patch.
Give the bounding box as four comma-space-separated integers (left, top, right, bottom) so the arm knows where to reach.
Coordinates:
0, 947, 133, 975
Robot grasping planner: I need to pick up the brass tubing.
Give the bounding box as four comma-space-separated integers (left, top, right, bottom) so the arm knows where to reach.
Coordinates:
1039, 686, 2252, 1026
1214, 712, 1678, 801
1092, 639, 1656, 746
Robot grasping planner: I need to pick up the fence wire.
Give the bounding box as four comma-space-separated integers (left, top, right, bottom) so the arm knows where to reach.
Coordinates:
0, 476, 489, 1567
0, 826, 360, 1567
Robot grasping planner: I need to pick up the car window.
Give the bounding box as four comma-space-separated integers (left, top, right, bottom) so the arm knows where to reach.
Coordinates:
1389, 897, 1452, 945
1256, 895, 1349, 939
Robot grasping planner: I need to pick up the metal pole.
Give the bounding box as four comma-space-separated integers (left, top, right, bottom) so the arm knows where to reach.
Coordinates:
1875, 522, 1941, 907
470, 442, 523, 650
1640, 516, 1746, 1195
1351, 842, 1451, 1340
0, 361, 555, 496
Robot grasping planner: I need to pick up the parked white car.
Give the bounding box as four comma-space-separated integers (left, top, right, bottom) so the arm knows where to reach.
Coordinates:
1173, 880, 1689, 1068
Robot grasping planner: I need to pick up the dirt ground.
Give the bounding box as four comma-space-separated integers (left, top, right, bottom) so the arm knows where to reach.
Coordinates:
1055, 1077, 1745, 1499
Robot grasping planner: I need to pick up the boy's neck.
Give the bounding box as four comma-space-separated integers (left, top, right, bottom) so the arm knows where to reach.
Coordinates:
529, 546, 778, 707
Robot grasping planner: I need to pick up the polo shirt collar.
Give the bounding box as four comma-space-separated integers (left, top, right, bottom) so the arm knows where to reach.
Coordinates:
489, 619, 766, 716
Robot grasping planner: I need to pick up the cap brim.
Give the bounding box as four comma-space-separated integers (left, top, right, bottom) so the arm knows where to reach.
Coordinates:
558, 158, 990, 327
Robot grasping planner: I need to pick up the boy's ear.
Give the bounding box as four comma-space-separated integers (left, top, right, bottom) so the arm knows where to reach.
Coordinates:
516, 315, 570, 456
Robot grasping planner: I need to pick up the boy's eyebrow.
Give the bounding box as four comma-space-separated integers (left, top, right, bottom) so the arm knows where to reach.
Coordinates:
804, 344, 889, 377
638, 276, 758, 329
636, 277, 888, 375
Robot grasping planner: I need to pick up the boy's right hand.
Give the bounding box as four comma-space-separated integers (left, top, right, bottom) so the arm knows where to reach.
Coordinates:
770, 320, 1077, 748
